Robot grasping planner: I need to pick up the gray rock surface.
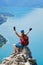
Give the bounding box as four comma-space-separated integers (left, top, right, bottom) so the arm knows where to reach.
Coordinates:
0, 47, 37, 65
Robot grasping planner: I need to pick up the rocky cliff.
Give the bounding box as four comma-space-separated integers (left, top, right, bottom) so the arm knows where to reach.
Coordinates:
0, 35, 7, 47
0, 13, 14, 25
0, 47, 37, 65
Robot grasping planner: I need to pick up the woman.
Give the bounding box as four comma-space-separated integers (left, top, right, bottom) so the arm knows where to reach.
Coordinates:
13, 26, 32, 54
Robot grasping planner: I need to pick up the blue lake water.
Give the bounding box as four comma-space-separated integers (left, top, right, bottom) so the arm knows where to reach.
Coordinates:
0, 8, 43, 65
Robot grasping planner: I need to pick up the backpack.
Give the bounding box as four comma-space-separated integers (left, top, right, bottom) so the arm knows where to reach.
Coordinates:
20, 35, 29, 46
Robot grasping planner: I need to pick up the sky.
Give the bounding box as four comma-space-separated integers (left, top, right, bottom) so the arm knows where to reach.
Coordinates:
0, 0, 43, 7
0, 0, 43, 65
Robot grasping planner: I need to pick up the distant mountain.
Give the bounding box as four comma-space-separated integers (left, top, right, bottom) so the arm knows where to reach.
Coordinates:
0, 13, 14, 25
0, 13, 14, 17
0, 35, 7, 47
0, 16, 7, 25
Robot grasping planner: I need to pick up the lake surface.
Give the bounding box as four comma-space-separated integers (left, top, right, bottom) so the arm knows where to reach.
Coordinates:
0, 8, 43, 65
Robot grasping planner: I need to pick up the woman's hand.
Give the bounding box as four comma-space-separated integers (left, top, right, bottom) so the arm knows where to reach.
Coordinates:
29, 28, 32, 31
13, 26, 16, 31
